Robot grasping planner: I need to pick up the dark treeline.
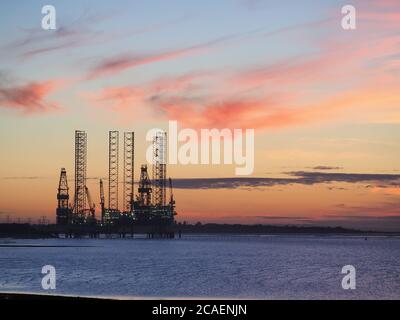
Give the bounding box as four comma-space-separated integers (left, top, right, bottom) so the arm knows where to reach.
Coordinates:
0, 223, 54, 238
0, 222, 386, 239
176, 222, 369, 234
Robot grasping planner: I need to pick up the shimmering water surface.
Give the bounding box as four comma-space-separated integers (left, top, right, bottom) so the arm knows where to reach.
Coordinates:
0, 235, 399, 299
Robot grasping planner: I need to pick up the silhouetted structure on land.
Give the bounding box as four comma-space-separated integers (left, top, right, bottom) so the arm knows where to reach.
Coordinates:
56, 130, 176, 233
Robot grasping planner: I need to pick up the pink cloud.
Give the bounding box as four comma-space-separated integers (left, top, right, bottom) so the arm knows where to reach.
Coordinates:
85, 60, 400, 130
86, 36, 235, 79
0, 79, 64, 115
84, 1, 400, 129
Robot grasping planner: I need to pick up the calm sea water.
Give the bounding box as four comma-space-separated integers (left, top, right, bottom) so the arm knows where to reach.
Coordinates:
0, 235, 399, 299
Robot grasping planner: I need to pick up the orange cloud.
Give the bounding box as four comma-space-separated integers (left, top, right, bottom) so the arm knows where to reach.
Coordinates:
156, 82, 400, 130
0, 79, 65, 115
370, 187, 400, 196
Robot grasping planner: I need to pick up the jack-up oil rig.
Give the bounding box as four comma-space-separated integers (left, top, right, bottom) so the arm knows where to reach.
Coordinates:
56, 130, 176, 233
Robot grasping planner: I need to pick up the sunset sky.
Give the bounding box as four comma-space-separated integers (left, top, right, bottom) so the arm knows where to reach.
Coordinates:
0, 0, 400, 231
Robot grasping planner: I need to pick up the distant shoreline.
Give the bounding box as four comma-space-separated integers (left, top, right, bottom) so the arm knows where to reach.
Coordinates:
0, 292, 111, 301
0, 292, 241, 300
1, 222, 399, 239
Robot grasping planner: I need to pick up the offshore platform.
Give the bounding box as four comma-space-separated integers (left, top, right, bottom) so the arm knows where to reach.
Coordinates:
56, 130, 176, 234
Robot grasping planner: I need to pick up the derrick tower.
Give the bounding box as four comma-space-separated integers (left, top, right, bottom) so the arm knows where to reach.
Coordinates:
108, 131, 119, 211
74, 130, 87, 219
152, 131, 167, 207
123, 132, 134, 212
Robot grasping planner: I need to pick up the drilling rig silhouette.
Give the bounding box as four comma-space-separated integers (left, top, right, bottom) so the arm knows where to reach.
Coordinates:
56, 130, 176, 228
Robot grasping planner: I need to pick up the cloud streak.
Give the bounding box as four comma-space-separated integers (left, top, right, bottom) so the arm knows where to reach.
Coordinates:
311, 166, 343, 170
1, 176, 43, 180
288, 171, 400, 185
85, 17, 332, 81
87, 35, 235, 79
172, 172, 400, 190
4, 9, 190, 62
0, 79, 64, 114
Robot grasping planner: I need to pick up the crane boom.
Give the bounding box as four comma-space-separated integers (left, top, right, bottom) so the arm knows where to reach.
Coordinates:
85, 186, 95, 218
